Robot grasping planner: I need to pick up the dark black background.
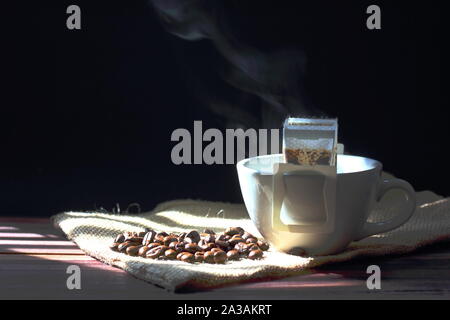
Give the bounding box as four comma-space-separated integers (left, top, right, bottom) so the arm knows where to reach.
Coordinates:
2, 1, 448, 216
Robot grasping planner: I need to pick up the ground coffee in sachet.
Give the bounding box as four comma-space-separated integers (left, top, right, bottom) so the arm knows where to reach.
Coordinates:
283, 118, 338, 166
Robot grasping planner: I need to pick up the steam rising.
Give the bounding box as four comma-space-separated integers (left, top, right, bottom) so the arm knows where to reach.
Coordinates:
149, 0, 323, 129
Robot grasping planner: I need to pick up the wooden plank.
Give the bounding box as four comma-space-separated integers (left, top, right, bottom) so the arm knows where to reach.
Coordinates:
0, 226, 19, 231
0, 218, 449, 299
0, 232, 47, 238
0, 217, 51, 223
0, 220, 78, 255
0, 248, 84, 255
0, 240, 76, 246
0, 254, 94, 261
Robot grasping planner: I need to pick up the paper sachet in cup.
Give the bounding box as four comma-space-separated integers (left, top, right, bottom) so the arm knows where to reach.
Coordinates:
282, 117, 338, 166
273, 117, 338, 232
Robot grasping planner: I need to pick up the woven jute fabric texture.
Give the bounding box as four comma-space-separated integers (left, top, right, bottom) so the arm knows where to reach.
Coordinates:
52, 183, 450, 292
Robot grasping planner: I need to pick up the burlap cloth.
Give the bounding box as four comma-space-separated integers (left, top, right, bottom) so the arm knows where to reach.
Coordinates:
52, 174, 450, 292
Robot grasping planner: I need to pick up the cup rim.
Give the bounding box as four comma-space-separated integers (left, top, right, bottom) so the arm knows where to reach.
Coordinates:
237, 154, 382, 175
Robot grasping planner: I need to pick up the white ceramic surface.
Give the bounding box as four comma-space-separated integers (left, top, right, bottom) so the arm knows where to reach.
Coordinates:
236, 154, 416, 255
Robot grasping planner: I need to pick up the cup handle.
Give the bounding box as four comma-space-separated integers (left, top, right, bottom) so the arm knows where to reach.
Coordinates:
354, 178, 416, 241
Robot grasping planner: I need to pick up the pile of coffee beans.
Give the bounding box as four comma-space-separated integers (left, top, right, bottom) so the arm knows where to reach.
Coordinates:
110, 227, 270, 263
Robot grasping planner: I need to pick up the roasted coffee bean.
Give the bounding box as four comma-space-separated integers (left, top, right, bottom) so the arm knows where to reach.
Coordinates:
146, 245, 169, 259
126, 245, 141, 256
154, 234, 165, 243
124, 231, 138, 240
246, 237, 257, 244
163, 236, 178, 246
138, 245, 150, 257
224, 227, 244, 236
127, 237, 143, 244
247, 243, 259, 251
156, 232, 169, 238
146, 250, 160, 259
122, 231, 134, 239
146, 247, 163, 259
199, 242, 216, 251
241, 232, 254, 241
215, 240, 230, 250
137, 231, 147, 237
213, 250, 227, 264
152, 237, 163, 244
203, 234, 216, 243
203, 229, 215, 235
147, 242, 161, 250
169, 240, 177, 248
124, 233, 144, 243
224, 227, 237, 236
207, 243, 217, 250
174, 242, 185, 252
114, 234, 125, 243
204, 251, 215, 263
176, 252, 184, 260
229, 236, 244, 246
178, 232, 187, 242
184, 243, 199, 253
180, 252, 195, 263
197, 239, 209, 247
156, 245, 169, 253
210, 248, 223, 253
169, 241, 180, 251
163, 235, 178, 246
257, 240, 269, 251
118, 242, 133, 252
109, 242, 120, 251
185, 230, 201, 243
248, 249, 263, 260
164, 249, 177, 260
142, 231, 156, 245
194, 252, 204, 263
234, 242, 249, 254
217, 234, 227, 241
227, 249, 239, 260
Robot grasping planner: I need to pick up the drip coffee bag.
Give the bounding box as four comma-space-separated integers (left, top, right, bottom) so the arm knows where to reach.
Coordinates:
283, 118, 338, 166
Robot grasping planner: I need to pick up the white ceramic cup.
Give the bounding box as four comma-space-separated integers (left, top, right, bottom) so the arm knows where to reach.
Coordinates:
236, 154, 416, 255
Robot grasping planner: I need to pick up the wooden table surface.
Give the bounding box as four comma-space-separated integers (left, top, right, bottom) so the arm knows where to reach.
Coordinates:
1, 217, 449, 300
